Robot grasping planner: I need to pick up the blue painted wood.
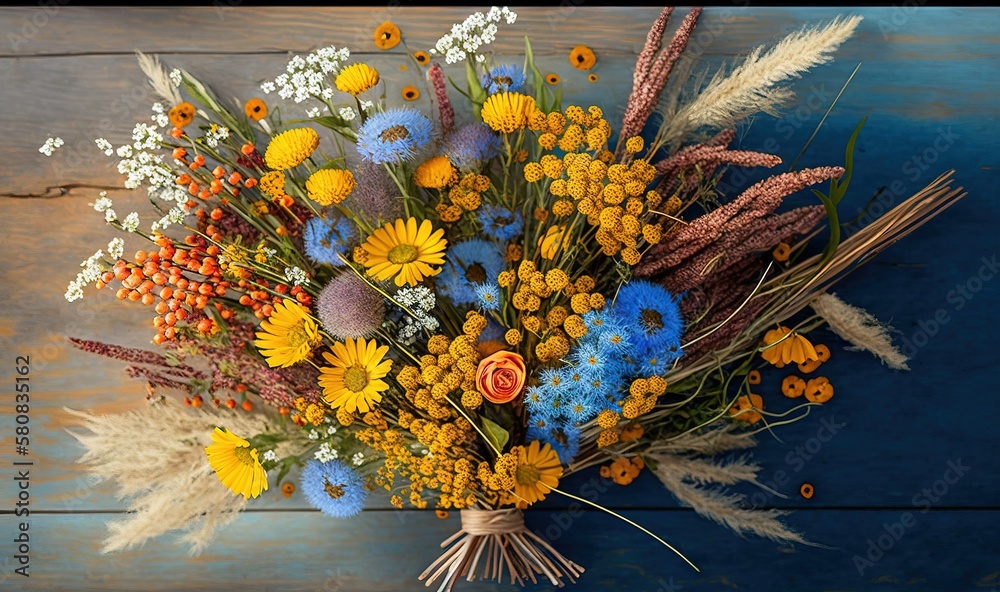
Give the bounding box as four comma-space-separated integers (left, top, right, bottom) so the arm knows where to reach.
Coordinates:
7, 509, 999, 590
0, 6, 998, 591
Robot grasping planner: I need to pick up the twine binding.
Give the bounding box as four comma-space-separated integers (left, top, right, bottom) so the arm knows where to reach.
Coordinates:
419, 507, 584, 590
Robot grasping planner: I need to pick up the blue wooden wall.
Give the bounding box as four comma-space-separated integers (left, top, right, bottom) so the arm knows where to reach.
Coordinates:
0, 6, 997, 591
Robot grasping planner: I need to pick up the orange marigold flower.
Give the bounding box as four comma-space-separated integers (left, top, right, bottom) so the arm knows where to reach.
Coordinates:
773, 242, 791, 262
569, 45, 596, 70
729, 394, 764, 424
760, 326, 819, 368
413, 51, 430, 66
800, 483, 815, 499
747, 369, 762, 385
374, 21, 401, 50
245, 98, 267, 121
168, 102, 196, 128
401, 85, 420, 101
545, 72, 561, 85
804, 376, 834, 403
781, 375, 806, 398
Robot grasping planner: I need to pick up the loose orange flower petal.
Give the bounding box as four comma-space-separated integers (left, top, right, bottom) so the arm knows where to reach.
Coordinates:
374, 21, 401, 50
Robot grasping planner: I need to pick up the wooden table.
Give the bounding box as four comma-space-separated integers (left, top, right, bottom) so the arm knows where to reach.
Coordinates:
0, 6, 998, 591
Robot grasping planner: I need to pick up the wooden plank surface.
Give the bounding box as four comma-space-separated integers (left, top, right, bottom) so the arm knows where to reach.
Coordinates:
0, 6, 998, 591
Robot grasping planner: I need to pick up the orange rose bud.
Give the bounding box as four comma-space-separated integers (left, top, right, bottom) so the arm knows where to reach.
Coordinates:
475, 350, 526, 404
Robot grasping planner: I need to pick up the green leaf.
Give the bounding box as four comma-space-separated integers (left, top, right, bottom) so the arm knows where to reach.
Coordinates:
466, 60, 487, 122
524, 36, 547, 112
481, 416, 510, 453
833, 115, 867, 205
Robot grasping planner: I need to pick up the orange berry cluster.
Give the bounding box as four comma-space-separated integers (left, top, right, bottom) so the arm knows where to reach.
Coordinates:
183, 394, 254, 411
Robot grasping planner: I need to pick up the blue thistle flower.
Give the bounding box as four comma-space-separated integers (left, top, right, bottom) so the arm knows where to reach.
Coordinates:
475, 281, 501, 311
612, 280, 684, 361
303, 216, 357, 266
438, 239, 506, 306
443, 123, 501, 170
477, 204, 524, 241
356, 108, 434, 164
480, 64, 526, 95
300, 459, 368, 519
526, 418, 581, 464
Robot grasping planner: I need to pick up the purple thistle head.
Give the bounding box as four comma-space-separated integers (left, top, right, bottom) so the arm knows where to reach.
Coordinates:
317, 272, 386, 340
343, 160, 403, 222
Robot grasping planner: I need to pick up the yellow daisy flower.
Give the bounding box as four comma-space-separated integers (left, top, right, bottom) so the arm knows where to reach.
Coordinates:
481, 92, 536, 134
335, 63, 380, 96
318, 337, 393, 414
254, 299, 321, 368
361, 217, 447, 287
264, 128, 320, 170
512, 440, 562, 505
413, 155, 455, 189
205, 427, 268, 500
760, 326, 819, 368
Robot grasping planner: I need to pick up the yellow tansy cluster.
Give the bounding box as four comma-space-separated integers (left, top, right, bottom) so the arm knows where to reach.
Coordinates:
496, 261, 607, 363
524, 106, 667, 267
475, 446, 520, 506
357, 422, 478, 510
595, 376, 666, 447
435, 173, 491, 223
291, 396, 327, 426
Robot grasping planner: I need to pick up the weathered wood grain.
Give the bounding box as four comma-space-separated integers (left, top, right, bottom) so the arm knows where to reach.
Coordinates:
0, 6, 998, 591
5, 509, 998, 591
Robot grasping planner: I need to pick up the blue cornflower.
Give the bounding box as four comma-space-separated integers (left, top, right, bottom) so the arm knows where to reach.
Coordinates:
582, 310, 633, 354
475, 281, 501, 311
571, 341, 610, 380
563, 391, 600, 424
524, 385, 560, 419
438, 239, 505, 306
480, 64, 526, 95
637, 347, 672, 375
612, 280, 684, 358
356, 108, 434, 164
538, 367, 566, 390
443, 123, 501, 170
527, 419, 581, 464
300, 459, 368, 519
303, 216, 357, 266
477, 204, 524, 241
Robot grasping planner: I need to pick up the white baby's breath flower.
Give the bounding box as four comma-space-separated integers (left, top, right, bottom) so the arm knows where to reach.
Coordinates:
351, 452, 364, 466
105, 209, 117, 223
38, 136, 64, 156
169, 68, 182, 87
284, 266, 309, 287
338, 107, 357, 121
305, 107, 322, 118
95, 138, 114, 156
262, 450, 278, 463
121, 212, 140, 232
308, 429, 320, 441
359, 100, 374, 112
91, 192, 113, 213
107, 237, 125, 259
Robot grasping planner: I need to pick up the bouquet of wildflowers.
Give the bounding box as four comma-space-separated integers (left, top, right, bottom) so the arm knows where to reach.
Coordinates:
63, 6, 964, 588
